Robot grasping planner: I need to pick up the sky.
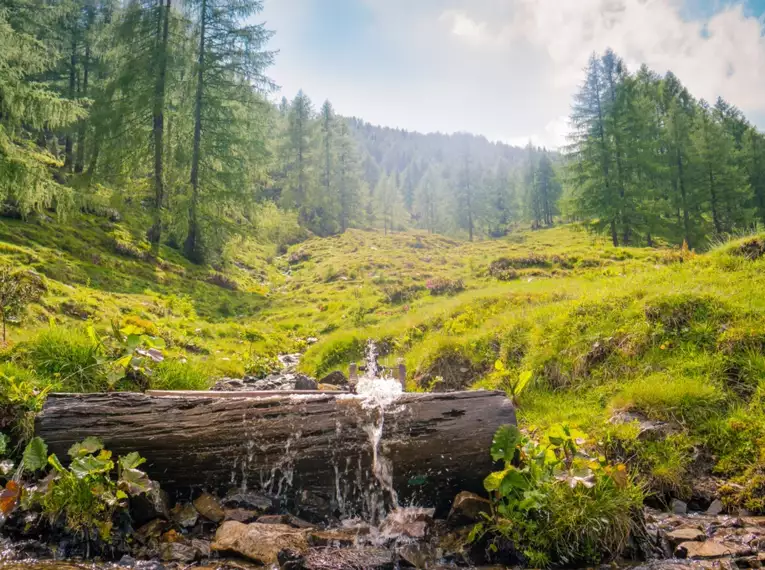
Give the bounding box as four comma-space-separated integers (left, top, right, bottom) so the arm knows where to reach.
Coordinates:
260, 0, 765, 148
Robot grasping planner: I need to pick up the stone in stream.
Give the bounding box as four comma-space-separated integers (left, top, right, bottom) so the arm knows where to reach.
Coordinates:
675, 540, 745, 559
169, 502, 199, 528
708, 499, 725, 515
212, 521, 309, 564
319, 370, 348, 386
447, 491, 491, 525
379, 507, 435, 540
130, 481, 170, 526
158, 539, 210, 562
193, 492, 225, 522
671, 499, 688, 515
666, 527, 707, 545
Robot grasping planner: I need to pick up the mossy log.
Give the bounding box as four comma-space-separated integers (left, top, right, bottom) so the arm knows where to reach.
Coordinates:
35, 391, 515, 517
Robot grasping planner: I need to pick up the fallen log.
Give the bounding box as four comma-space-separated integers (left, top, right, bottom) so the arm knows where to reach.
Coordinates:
35, 390, 515, 519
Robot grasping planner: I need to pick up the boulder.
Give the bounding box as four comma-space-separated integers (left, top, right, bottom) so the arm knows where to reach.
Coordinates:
676, 541, 736, 559
159, 541, 199, 563
319, 371, 348, 386
666, 528, 706, 545
134, 519, 170, 545
211, 521, 309, 565
448, 491, 491, 525
308, 529, 363, 547
398, 543, 439, 569
169, 503, 198, 528
193, 492, 225, 522
671, 499, 688, 515
708, 500, 725, 516
130, 481, 170, 526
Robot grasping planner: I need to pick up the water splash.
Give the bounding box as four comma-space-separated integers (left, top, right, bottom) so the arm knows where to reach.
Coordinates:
353, 340, 404, 521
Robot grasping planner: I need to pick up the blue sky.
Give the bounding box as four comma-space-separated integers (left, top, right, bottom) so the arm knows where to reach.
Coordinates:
261, 0, 765, 147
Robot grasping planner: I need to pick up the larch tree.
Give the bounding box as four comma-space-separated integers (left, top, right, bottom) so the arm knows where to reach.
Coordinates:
184, 0, 274, 262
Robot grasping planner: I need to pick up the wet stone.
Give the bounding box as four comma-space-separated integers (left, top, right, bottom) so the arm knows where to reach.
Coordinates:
223, 489, 275, 512
667, 528, 707, 545
448, 491, 491, 526
211, 521, 309, 565
300, 547, 396, 570
676, 540, 740, 559
193, 492, 225, 522
708, 500, 725, 516
169, 502, 198, 528
672, 499, 689, 515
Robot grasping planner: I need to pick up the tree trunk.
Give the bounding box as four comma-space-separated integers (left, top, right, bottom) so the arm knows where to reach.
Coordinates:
677, 151, 691, 249
35, 391, 516, 518
149, 0, 171, 255
64, 31, 77, 173
709, 166, 722, 234
185, 0, 206, 264
74, 33, 90, 174
610, 219, 619, 247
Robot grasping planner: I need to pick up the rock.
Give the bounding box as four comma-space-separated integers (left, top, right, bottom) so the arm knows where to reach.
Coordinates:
224, 508, 260, 523
294, 375, 318, 390
736, 556, 763, 568
211, 521, 309, 565
708, 500, 725, 516
212, 378, 247, 391
130, 481, 170, 526
671, 499, 688, 515
134, 519, 170, 545
297, 489, 333, 521
448, 491, 491, 525
193, 492, 225, 522
667, 528, 707, 545
169, 503, 198, 528
159, 542, 198, 563
398, 543, 439, 569
676, 540, 736, 559
278, 353, 302, 370
690, 477, 722, 512
256, 514, 291, 525
222, 490, 275, 512
609, 411, 680, 441
301, 547, 395, 570
319, 371, 348, 386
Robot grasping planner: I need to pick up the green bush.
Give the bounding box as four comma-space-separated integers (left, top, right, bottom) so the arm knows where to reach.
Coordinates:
473, 424, 642, 567
21, 327, 105, 392
149, 360, 211, 391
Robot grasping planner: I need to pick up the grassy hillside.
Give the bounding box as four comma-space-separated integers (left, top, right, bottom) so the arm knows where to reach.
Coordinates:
3, 212, 765, 508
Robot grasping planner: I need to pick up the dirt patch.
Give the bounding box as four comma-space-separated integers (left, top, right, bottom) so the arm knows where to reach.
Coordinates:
734, 238, 765, 260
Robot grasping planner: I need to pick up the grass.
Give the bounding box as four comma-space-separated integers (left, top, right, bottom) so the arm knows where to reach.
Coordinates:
3, 207, 765, 506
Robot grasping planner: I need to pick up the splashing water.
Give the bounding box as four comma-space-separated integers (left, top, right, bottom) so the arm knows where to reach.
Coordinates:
353, 340, 404, 521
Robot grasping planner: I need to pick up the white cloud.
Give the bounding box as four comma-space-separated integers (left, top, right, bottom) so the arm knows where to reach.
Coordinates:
262, 0, 765, 149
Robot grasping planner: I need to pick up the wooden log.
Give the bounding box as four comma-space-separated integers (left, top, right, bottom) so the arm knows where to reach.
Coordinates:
35, 391, 515, 518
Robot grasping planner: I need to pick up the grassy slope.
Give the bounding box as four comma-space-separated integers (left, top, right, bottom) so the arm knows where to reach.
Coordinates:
3, 213, 765, 503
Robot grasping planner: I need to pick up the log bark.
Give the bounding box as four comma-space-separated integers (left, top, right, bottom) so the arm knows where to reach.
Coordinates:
35, 391, 515, 518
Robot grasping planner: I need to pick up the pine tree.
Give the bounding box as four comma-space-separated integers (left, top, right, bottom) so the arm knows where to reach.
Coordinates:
336, 119, 362, 232
280, 91, 316, 227
0, 6, 84, 215
184, 0, 274, 262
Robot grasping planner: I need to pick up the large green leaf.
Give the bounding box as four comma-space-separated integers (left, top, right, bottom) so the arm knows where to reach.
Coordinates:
70, 454, 113, 478
68, 436, 104, 458
119, 451, 146, 470
490, 424, 522, 463
119, 468, 151, 495
499, 468, 529, 495
23, 437, 48, 471
483, 469, 507, 492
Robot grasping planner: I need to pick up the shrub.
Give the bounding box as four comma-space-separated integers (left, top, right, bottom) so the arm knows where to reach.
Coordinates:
206, 271, 238, 291
488, 258, 520, 281
31, 438, 152, 540
244, 354, 280, 378
149, 360, 211, 391
472, 424, 642, 567
380, 283, 424, 304
22, 326, 105, 392
425, 277, 464, 296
